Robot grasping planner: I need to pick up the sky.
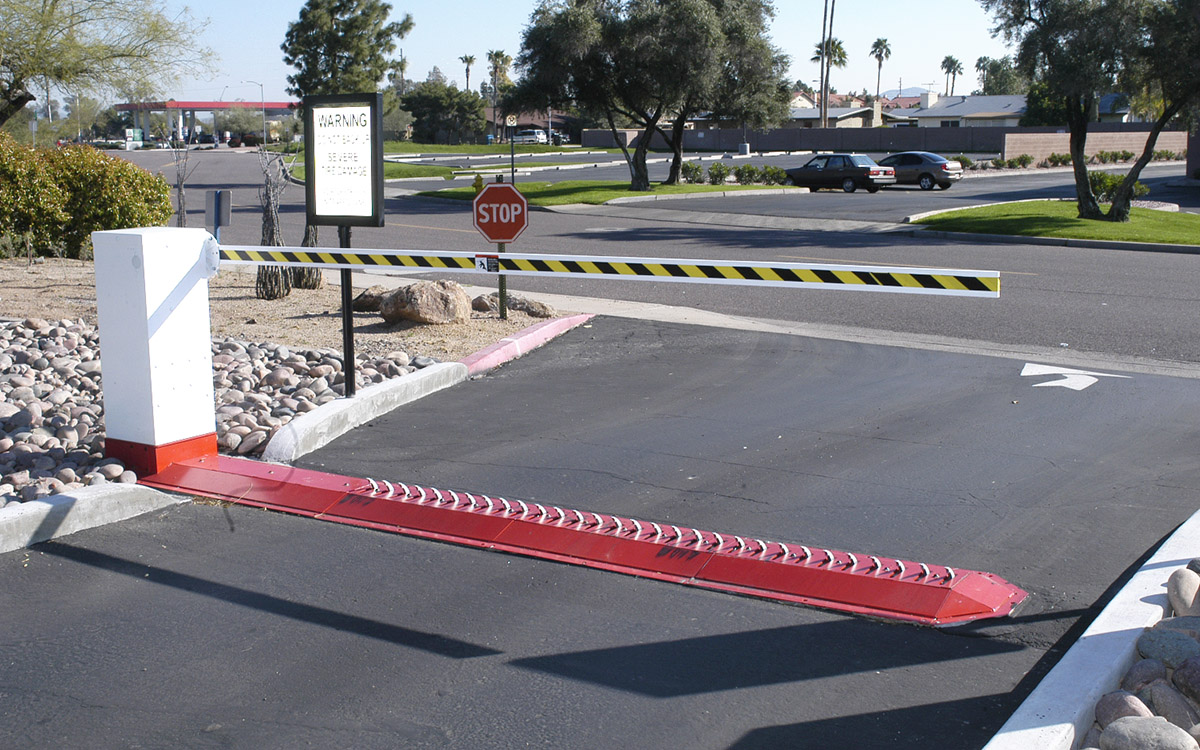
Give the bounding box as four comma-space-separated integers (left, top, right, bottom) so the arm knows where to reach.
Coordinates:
163, 0, 1015, 106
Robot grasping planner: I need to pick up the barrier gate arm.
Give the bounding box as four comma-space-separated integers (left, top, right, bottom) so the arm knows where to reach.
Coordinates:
216, 245, 1000, 298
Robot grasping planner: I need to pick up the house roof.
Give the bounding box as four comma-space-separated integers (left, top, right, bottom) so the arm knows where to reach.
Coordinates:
910, 95, 1026, 119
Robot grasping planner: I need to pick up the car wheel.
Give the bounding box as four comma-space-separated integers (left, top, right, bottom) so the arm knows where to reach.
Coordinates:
937, 182, 951, 190
918, 174, 936, 191
842, 178, 857, 193
867, 185, 880, 194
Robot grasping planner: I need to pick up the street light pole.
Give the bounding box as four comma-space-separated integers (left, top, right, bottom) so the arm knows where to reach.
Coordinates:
242, 79, 266, 146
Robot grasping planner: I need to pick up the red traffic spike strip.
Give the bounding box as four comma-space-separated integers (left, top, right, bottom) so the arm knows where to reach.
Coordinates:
142, 455, 1027, 626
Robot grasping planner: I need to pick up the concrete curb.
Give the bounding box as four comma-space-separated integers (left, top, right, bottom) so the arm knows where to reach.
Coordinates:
461, 314, 595, 376
261, 361, 468, 464
910, 228, 1200, 255
983, 507, 1200, 750
0, 484, 187, 555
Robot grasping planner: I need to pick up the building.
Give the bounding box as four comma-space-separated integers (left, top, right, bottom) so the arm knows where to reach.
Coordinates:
785, 105, 913, 128
906, 93, 1027, 127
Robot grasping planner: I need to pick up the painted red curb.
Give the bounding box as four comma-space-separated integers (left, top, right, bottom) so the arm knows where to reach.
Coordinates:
460, 313, 595, 376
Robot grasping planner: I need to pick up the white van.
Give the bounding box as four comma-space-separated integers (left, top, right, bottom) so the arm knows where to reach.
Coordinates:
512, 129, 548, 145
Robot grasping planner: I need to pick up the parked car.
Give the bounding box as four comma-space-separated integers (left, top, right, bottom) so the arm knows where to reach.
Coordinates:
512, 129, 548, 145
550, 130, 570, 145
785, 153, 896, 193
876, 151, 963, 190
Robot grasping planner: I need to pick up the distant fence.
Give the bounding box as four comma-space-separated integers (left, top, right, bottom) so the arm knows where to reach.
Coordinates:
582, 124, 1190, 162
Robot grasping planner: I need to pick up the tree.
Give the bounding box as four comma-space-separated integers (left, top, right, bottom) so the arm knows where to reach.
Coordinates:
514, 0, 789, 189
0, 0, 208, 129
281, 0, 412, 282
427, 66, 448, 84
812, 36, 847, 122
870, 38, 891, 100
402, 81, 486, 143
1019, 80, 1068, 125
974, 55, 1027, 95
815, 0, 837, 127
980, 0, 1176, 220
941, 55, 963, 95
486, 49, 513, 136
282, 0, 413, 98
460, 55, 476, 91
1105, 0, 1200, 220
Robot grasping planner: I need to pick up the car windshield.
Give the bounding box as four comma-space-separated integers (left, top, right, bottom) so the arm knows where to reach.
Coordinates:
850, 155, 876, 167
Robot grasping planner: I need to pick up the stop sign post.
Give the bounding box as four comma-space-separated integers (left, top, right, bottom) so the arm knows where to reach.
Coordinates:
473, 178, 529, 319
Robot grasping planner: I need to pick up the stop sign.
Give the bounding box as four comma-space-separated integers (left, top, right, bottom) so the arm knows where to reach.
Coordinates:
472, 183, 528, 243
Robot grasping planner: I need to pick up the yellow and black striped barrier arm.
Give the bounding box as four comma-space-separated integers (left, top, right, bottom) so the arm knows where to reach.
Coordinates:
218, 246, 999, 298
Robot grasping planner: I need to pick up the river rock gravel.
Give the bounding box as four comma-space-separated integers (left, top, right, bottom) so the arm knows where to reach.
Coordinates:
0, 316, 435, 506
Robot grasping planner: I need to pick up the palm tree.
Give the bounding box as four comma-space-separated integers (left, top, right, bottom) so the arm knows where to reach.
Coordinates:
975, 56, 991, 93
870, 38, 891, 100
812, 37, 847, 117
486, 49, 512, 138
950, 58, 964, 96
941, 55, 962, 96
460, 54, 475, 92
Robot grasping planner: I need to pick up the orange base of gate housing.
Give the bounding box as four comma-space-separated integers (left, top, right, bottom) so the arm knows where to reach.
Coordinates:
141, 455, 1028, 627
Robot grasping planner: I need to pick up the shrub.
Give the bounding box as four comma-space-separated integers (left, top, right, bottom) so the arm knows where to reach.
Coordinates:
228, 138, 242, 148
1005, 158, 1021, 169
761, 165, 788, 185
707, 162, 730, 185
952, 154, 973, 169
43, 145, 172, 257
680, 161, 704, 184
992, 158, 1006, 169
0, 134, 69, 253
734, 165, 761, 184
1016, 153, 1033, 168
1119, 150, 1134, 162
1047, 152, 1073, 167
1088, 170, 1150, 202
1154, 149, 1176, 161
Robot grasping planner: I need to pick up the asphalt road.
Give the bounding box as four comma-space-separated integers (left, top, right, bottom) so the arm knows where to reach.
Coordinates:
4, 146, 1191, 748
6, 318, 1200, 748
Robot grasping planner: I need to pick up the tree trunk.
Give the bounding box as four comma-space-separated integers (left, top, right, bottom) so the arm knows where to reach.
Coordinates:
290, 222, 324, 288
1065, 95, 1103, 220
1106, 100, 1183, 222
657, 113, 688, 185
0, 88, 36, 130
607, 109, 655, 191
256, 150, 291, 300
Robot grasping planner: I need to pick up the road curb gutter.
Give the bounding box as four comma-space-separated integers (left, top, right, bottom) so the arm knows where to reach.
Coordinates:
983, 506, 1200, 750
261, 362, 468, 464
461, 314, 596, 376
0, 484, 187, 555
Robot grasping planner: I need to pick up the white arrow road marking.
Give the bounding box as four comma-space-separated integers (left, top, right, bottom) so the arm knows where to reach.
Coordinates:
1020, 363, 1131, 391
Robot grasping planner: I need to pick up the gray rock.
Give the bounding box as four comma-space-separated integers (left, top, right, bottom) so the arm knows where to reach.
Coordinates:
353, 284, 388, 312
1187, 558, 1200, 576
1097, 690, 1153, 728
1123, 659, 1169, 692
1141, 679, 1200, 731
1139, 629, 1200, 669
1171, 568, 1200, 616
1099, 716, 1199, 750
1174, 656, 1200, 703
1159, 619, 1200, 641
1081, 722, 1103, 750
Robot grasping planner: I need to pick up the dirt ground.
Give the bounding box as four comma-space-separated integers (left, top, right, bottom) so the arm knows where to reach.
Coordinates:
0, 257, 549, 362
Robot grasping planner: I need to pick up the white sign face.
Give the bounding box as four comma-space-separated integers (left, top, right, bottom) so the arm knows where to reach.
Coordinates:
311, 105, 374, 217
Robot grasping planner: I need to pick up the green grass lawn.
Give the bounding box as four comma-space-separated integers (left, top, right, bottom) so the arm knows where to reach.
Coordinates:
915, 200, 1200, 245
420, 180, 796, 206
